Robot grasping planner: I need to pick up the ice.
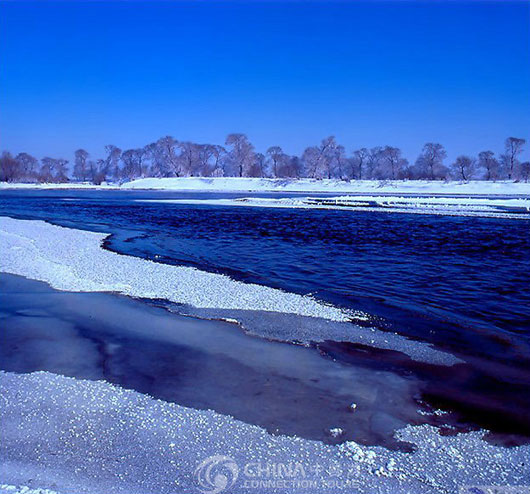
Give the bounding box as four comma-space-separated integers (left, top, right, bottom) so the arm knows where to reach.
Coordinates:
138, 194, 530, 219
0, 216, 347, 321
0, 216, 460, 366
1, 371, 528, 494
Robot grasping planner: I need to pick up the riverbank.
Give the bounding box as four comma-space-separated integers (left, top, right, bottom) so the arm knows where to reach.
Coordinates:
2, 178, 530, 196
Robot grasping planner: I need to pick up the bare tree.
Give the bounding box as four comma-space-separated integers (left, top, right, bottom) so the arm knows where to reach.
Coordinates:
209, 145, 226, 177
301, 146, 320, 179
73, 149, 90, 182
451, 155, 475, 181
104, 145, 122, 182
380, 146, 408, 180
415, 143, 448, 180
266, 146, 284, 178
225, 133, 255, 177
501, 137, 526, 179
121, 148, 146, 180
15, 152, 39, 182
178, 141, 199, 176
40, 157, 69, 183
366, 147, 383, 179
0, 152, 20, 182
478, 151, 499, 181
520, 162, 530, 182
351, 148, 368, 180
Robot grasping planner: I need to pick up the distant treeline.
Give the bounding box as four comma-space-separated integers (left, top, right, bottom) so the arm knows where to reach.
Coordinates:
1, 135, 528, 184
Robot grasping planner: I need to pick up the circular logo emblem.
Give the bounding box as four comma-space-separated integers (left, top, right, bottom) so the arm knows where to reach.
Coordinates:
194, 455, 239, 494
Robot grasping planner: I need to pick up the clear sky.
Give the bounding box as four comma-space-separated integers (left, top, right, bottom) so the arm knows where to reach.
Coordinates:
1, 0, 529, 162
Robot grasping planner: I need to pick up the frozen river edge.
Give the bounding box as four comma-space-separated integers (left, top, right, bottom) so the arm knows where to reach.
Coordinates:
1, 370, 529, 494
0, 216, 529, 493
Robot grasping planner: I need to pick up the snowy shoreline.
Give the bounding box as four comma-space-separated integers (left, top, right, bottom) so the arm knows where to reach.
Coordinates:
2, 177, 530, 196
1, 371, 528, 494
138, 195, 530, 219
1, 217, 528, 493
0, 216, 459, 365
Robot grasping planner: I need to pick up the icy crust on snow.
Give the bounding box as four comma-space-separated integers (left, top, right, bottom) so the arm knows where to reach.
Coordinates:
139, 195, 530, 219
1, 371, 528, 494
0, 216, 459, 366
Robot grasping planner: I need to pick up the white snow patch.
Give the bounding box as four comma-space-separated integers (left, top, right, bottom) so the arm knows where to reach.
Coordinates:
121, 177, 530, 196
1, 371, 528, 494
3, 178, 530, 196
0, 216, 346, 321
138, 195, 530, 219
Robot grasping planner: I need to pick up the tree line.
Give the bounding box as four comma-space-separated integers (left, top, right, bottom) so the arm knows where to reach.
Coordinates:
0, 134, 528, 184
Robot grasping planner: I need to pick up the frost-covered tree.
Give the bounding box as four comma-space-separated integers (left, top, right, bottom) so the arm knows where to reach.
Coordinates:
477, 151, 499, 181
451, 155, 475, 181
351, 148, 368, 180
415, 143, 448, 180
15, 152, 39, 182
121, 148, 146, 180
103, 145, 122, 182
40, 157, 69, 183
380, 146, 408, 180
266, 146, 286, 178
366, 147, 384, 179
145, 137, 180, 177
520, 162, 530, 182
500, 137, 526, 179
0, 152, 20, 182
73, 149, 90, 182
177, 141, 199, 176
225, 133, 255, 177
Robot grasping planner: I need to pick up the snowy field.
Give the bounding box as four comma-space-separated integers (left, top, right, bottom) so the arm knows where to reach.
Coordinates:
2, 177, 530, 195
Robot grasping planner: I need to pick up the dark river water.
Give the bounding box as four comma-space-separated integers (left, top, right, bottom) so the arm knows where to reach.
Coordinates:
1, 189, 529, 445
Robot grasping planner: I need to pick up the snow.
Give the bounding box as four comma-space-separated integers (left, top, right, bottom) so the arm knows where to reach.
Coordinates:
0, 182, 119, 190
121, 178, 530, 195
1, 371, 528, 494
0, 216, 460, 366
2, 178, 530, 195
0, 216, 346, 321
138, 195, 530, 219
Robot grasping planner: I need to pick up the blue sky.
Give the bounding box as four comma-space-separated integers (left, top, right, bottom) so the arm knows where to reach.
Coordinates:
1, 0, 529, 162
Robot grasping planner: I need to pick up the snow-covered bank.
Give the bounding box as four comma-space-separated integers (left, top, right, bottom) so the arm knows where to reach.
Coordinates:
2, 178, 530, 195
122, 177, 530, 195
1, 371, 528, 494
140, 195, 530, 219
0, 216, 344, 321
0, 182, 119, 190
0, 216, 458, 365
